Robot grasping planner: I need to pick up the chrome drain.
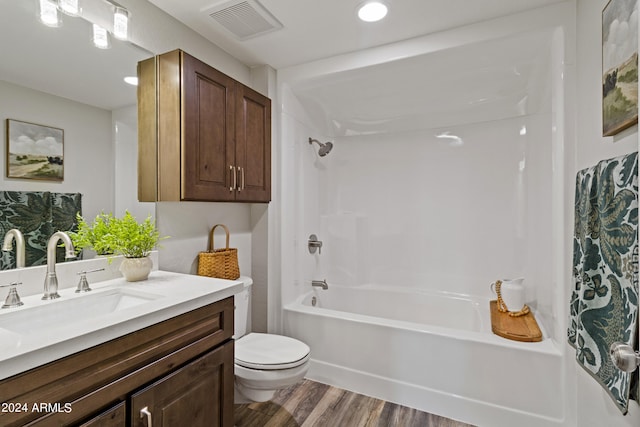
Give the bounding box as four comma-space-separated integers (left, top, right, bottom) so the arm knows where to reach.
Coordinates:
311, 296, 317, 307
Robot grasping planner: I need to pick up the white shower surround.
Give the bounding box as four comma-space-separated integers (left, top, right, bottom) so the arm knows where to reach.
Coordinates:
277, 3, 575, 426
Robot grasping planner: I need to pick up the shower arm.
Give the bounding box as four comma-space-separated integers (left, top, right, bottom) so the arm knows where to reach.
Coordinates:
309, 138, 322, 147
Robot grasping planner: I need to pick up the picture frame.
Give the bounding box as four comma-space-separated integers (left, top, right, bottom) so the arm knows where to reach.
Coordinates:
5, 119, 64, 181
602, 0, 639, 136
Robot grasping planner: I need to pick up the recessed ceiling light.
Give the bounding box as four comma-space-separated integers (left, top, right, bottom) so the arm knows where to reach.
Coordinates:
124, 76, 139, 86
357, 1, 388, 22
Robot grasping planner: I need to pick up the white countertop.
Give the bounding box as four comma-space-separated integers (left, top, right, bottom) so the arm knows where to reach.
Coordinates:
0, 270, 248, 380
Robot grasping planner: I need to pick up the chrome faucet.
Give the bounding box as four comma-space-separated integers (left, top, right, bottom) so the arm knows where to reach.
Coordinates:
311, 279, 328, 290
2, 229, 25, 268
43, 231, 76, 300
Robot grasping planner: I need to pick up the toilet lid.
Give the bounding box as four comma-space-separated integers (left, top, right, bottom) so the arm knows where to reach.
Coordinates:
235, 333, 310, 370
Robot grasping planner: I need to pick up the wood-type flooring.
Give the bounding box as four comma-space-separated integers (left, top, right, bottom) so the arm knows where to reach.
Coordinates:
234, 379, 474, 427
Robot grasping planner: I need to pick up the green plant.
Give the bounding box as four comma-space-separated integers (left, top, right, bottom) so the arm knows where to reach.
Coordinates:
69, 212, 116, 256
103, 211, 165, 258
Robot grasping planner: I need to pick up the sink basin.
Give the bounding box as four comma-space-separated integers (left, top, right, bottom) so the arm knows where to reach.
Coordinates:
0, 288, 162, 335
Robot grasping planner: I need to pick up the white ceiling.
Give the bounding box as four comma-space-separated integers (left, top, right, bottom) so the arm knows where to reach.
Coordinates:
148, 0, 568, 69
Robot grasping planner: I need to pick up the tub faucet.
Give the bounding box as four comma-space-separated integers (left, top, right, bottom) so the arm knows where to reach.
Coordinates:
43, 231, 76, 300
312, 279, 328, 290
2, 229, 25, 268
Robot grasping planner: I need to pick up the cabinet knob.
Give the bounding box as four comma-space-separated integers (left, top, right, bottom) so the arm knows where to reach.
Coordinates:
140, 406, 153, 427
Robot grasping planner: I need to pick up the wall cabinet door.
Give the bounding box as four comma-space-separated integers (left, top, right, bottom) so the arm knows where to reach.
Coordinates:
130, 342, 234, 427
182, 52, 236, 202
235, 83, 271, 202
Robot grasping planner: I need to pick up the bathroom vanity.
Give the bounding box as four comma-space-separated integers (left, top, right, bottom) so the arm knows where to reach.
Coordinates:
0, 269, 243, 427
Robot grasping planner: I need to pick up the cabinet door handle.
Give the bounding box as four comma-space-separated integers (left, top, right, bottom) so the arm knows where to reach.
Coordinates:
229, 165, 236, 192
239, 167, 245, 191
140, 406, 153, 427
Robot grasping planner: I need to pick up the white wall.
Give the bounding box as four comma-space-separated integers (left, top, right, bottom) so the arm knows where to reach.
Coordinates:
574, 0, 640, 425
279, 84, 331, 307
113, 105, 155, 221
0, 80, 114, 220
109, 1, 279, 333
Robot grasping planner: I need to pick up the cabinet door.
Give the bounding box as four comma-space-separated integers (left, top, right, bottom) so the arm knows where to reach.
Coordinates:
235, 83, 271, 202
130, 342, 234, 427
182, 52, 236, 201
78, 402, 126, 427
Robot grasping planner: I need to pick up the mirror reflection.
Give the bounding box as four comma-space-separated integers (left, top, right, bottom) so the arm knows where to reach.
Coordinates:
0, 0, 154, 268
0, 0, 151, 110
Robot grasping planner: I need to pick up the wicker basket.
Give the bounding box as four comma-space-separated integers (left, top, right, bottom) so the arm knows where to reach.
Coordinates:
197, 224, 240, 280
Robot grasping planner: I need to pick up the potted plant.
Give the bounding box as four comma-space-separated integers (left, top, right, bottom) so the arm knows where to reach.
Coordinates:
69, 212, 116, 257
103, 211, 165, 282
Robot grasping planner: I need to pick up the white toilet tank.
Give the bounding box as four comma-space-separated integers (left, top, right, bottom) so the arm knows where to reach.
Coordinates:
234, 281, 252, 339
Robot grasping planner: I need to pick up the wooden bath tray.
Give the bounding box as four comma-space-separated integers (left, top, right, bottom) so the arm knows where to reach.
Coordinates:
490, 300, 542, 342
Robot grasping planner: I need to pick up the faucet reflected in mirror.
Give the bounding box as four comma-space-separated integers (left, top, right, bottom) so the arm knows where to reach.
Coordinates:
2, 229, 25, 269
43, 232, 76, 300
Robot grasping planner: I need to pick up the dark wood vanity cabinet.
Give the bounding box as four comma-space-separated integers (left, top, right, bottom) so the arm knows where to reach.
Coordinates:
78, 402, 126, 427
138, 49, 271, 203
130, 343, 233, 427
0, 297, 235, 427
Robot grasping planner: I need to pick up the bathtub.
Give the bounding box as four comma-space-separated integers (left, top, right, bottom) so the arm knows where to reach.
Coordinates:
283, 284, 565, 427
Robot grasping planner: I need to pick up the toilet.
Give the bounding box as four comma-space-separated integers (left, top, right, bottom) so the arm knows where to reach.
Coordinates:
234, 280, 310, 403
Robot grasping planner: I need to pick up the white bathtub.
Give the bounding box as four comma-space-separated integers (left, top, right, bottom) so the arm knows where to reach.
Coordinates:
283, 285, 565, 427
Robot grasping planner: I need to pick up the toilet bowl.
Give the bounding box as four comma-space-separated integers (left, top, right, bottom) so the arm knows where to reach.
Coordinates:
234, 332, 310, 402
234, 280, 310, 403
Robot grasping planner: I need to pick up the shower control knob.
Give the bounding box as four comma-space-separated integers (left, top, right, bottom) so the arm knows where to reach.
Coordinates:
308, 234, 323, 254
610, 342, 640, 372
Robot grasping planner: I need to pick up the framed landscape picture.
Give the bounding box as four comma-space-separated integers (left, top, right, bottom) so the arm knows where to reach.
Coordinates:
6, 119, 64, 181
602, 0, 639, 136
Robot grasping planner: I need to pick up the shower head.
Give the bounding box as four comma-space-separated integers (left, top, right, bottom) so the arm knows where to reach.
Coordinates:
309, 138, 333, 157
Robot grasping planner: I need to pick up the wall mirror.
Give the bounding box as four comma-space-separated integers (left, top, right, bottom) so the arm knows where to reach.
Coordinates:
1, 0, 152, 110
0, 0, 154, 268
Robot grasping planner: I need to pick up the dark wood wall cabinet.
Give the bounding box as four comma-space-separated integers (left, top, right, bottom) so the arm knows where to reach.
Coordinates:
138, 49, 271, 203
0, 297, 235, 427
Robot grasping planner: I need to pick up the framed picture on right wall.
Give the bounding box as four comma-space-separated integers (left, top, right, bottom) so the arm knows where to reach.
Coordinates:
602, 0, 638, 136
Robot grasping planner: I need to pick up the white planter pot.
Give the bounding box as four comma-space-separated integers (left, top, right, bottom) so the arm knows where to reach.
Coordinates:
119, 256, 153, 282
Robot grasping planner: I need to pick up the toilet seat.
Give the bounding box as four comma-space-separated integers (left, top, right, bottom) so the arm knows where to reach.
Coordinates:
235, 333, 310, 370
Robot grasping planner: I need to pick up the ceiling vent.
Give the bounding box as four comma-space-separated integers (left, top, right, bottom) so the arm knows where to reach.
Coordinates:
206, 0, 283, 41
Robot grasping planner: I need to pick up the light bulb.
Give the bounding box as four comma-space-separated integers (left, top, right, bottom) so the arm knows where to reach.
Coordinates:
58, 0, 80, 16
39, 0, 61, 27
